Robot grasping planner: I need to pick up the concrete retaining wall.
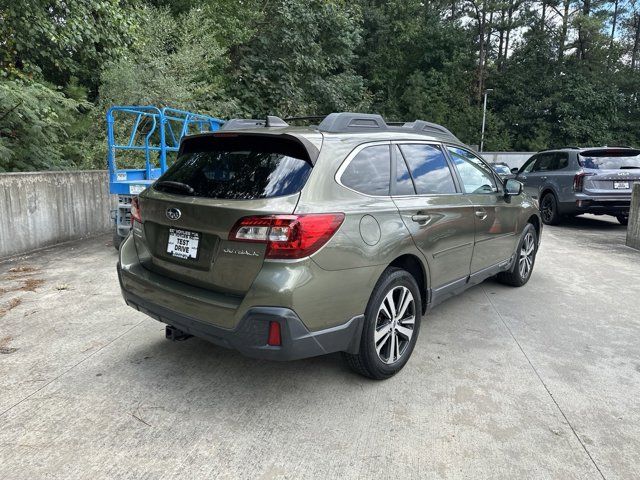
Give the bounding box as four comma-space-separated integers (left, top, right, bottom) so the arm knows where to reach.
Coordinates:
481, 152, 536, 170
0, 171, 115, 259
626, 184, 640, 250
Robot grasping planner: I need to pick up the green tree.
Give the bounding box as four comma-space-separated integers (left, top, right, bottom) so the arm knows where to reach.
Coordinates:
1, 0, 138, 95
224, 0, 368, 117
0, 79, 89, 172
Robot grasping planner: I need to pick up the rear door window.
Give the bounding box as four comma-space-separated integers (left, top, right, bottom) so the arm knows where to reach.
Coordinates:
156, 135, 312, 199
555, 152, 569, 169
399, 144, 456, 194
341, 145, 391, 196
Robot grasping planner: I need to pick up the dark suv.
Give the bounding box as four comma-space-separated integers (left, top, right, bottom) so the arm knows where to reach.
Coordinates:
515, 147, 640, 225
118, 112, 542, 379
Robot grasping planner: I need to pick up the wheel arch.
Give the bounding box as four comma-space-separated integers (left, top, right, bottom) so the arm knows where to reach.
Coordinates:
539, 187, 557, 202
527, 214, 541, 239
389, 254, 428, 314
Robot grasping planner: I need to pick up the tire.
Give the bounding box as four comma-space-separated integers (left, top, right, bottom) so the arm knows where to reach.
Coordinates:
497, 223, 538, 287
343, 267, 422, 380
113, 231, 123, 251
616, 215, 629, 226
540, 192, 560, 225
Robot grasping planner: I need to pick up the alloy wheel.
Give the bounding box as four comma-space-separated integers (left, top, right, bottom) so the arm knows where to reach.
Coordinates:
540, 195, 554, 223
519, 232, 535, 279
374, 286, 416, 364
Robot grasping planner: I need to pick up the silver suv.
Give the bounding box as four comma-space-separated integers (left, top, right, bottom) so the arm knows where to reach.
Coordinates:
515, 147, 640, 225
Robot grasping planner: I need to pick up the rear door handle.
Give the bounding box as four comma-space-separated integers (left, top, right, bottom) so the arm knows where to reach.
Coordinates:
475, 209, 487, 220
411, 214, 431, 224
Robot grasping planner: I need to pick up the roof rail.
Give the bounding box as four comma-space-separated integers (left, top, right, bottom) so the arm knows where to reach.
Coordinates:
318, 112, 387, 133
220, 112, 461, 140
266, 115, 289, 127
403, 120, 456, 138
538, 146, 581, 152
285, 116, 326, 123
220, 115, 289, 131
220, 118, 265, 130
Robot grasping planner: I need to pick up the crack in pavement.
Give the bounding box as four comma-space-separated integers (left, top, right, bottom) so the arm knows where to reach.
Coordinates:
482, 287, 607, 480
0, 320, 145, 418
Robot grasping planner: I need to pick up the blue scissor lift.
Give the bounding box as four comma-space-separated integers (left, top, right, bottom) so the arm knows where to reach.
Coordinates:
107, 106, 224, 247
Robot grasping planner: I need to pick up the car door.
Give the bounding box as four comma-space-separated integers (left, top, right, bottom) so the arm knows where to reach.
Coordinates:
445, 146, 519, 274
520, 153, 555, 200
516, 155, 539, 197
390, 143, 476, 292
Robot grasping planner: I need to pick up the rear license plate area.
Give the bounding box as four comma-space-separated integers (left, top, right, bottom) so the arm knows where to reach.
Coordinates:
614, 181, 630, 189
167, 228, 200, 260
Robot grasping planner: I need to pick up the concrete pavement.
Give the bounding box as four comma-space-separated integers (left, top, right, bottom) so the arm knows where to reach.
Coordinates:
0, 215, 638, 479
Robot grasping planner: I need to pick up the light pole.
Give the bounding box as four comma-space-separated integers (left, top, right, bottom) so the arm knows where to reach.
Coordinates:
480, 88, 493, 152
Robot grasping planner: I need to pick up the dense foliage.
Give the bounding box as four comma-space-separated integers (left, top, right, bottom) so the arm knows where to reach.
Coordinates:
2, 0, 640, 171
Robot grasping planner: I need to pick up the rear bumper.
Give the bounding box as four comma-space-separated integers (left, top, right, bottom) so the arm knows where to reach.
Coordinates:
561, 196, 630, 216
118, 264, 363, 361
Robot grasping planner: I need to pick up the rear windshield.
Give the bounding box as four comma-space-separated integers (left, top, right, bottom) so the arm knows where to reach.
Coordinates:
579, 150, 640, 170
155, 135, 312, 199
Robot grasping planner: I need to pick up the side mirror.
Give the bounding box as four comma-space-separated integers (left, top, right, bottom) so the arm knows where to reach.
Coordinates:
510, 167, 519, 174
504, 179, 523, 196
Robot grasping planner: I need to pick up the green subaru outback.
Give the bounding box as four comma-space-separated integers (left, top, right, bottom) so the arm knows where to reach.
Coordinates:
118, 113, 541, 379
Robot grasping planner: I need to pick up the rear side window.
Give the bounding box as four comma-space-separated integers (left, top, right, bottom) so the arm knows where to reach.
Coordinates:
341, 145, 391, 196
156, 136, 312, 199
399, 144, 456, 194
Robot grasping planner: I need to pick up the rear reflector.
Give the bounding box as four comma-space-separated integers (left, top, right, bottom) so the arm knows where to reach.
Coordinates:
267, 321, 281, 346
229, 213, 345, 259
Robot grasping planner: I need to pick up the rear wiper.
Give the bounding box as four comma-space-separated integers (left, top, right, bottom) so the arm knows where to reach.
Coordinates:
620, 166, 640, 169
155, 180, 195, 194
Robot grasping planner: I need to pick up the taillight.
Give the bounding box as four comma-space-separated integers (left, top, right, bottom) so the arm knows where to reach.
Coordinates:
573, 172, 585, 192
131, 197, 142, 224
573, 171, 593, 192
229, 213, 345, 259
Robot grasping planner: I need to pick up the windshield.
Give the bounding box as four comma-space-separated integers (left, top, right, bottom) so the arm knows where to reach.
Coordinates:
579, 150, 640, 170
155, 136, 313, 199
492, 165, 511, 174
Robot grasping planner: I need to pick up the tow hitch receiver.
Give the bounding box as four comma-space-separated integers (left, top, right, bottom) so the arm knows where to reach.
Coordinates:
165, 325, 193, 341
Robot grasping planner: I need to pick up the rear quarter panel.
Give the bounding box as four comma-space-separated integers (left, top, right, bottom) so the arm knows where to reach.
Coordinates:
292, 137, 430, 320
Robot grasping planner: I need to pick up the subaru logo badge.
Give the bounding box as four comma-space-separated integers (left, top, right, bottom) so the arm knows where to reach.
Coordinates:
166, 207, 181, 221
